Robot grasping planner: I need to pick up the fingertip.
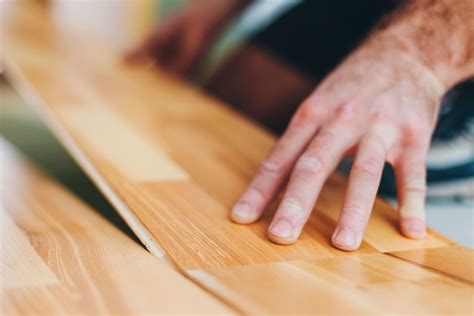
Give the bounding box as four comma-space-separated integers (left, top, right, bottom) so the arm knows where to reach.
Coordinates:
400, 216, 426, 239
267, 219, 298, 245
267, 234, 297, 245
331, 226, 360, 252
230, 202, 257, 224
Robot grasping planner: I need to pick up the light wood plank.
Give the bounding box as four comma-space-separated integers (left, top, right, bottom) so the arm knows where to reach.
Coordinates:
62, 105, 189, 182
187, 250, 474, 315
390, 246, 474, 284
2, 3, 453, 272
0, 209, 59, 289
0, 138, 233, 315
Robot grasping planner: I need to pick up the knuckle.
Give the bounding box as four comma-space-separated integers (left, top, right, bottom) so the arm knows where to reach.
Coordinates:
403, 121, 432, 143
280, 197, 304, 213
401, 179, 427, 195
294, 155, 322, 174
242, 186, 265, 202
367, 133, 388, 154
315, 129, 338, 147
403, 185, 427, 195
278, 197, 306, 222
292, 102, 322, 126
304, 130, 339, 163
353, 156, 383, 178
260, 157, 285, 176
341, 204, 368, 225
335, 99, 363, 121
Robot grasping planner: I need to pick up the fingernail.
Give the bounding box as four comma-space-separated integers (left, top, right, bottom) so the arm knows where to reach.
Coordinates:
403, 219, 426, 239
333, 227, 356, 248
269, 219, 293, 238
232, 202, 251, 220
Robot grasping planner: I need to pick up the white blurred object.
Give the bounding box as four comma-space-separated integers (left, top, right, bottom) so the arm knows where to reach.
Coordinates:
428, 134, 474, 168
51, 1, 127, 46
426, 201, 474, 248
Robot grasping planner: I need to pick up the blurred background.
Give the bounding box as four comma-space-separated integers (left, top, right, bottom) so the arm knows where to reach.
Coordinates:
1, 0, 472, 247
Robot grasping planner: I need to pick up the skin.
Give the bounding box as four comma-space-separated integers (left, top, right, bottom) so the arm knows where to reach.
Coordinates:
127, 0, 250, 76
131, 0, 474, 251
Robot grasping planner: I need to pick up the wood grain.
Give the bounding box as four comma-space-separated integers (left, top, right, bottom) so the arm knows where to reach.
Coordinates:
0, 138, 233, 315
4, 6, 474, 315
2, 2, 453, 271
187, 249, 474, 314
3, 3, 473, 314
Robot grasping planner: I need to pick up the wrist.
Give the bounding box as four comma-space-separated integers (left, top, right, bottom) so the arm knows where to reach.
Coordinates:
382, 26, 473, 89
343, 32, 446, 116
374, 0, 474, 88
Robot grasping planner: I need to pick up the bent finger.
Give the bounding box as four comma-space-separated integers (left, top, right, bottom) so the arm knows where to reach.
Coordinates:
267, 124, 359, 244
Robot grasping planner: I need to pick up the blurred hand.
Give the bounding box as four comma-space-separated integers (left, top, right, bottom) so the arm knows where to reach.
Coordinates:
127, 0, 249, 75
231, 34, 445, 251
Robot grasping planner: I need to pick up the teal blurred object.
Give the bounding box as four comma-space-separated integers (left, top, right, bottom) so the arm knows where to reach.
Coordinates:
159, 0, 187, 18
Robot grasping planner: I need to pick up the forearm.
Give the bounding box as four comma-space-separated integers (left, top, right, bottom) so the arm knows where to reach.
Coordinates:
374, 0, 474, 88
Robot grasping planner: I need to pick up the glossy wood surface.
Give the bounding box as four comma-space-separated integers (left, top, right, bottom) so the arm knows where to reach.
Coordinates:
0, 139, 233, 315
2, 3, 473, 315
188, 247, 473, 314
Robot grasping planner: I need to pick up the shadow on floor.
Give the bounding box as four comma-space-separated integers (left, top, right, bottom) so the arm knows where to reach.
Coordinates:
0, 79, 141, 246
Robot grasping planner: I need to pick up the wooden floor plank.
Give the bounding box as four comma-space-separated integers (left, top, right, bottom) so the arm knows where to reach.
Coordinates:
0, 138, 233, 315
187, 250, 474, 315
2, 3, 452, 272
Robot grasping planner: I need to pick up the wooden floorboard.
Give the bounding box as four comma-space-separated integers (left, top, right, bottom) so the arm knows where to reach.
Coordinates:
187, 248, 473, 314
0, 138, 233, 314
2, 3, 472, 314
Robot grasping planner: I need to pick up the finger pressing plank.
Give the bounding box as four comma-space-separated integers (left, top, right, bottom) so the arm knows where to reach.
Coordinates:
332, 134, 388, 251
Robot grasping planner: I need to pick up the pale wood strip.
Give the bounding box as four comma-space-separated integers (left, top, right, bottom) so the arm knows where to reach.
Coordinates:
0, 138, 233, 315
60, 106, 188, 182
0, 209, 59, 289
188, 250, 474, 315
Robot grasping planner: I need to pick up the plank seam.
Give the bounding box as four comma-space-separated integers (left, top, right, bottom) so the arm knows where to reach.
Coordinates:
384, 251, 474, 286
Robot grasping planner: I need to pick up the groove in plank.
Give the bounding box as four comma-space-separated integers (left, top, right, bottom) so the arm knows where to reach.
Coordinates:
0, 138, 232, 314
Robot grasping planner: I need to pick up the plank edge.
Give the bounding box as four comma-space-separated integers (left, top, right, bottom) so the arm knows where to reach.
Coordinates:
2, 56, 168, 261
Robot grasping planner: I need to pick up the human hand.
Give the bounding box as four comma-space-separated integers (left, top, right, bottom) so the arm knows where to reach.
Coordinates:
231, 34, 445, 251
127, 0, 249, 75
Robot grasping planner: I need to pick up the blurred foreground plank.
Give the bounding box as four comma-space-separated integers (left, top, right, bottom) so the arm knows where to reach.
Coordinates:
0, 138, 233, 314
